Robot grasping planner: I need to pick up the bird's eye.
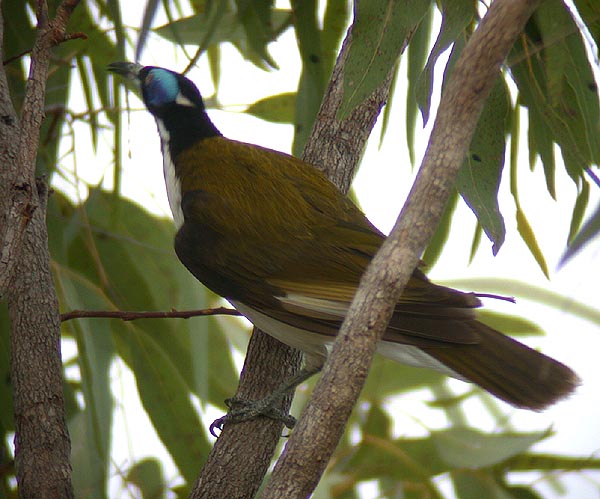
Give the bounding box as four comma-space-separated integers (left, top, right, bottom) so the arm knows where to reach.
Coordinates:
144, 69, 179, 107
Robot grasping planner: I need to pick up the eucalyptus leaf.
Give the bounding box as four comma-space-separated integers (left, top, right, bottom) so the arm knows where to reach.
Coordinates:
291, 0, 326, 155
340, 0, 430, 119
452, 470, 517, 499
561, 199, 600, 265
126, 457, 166, 499
433, 427, 548, 469
245, 92, 296, 124
457, 78, 509, 254
415, 0, 475, 123
406, 5, 433, 164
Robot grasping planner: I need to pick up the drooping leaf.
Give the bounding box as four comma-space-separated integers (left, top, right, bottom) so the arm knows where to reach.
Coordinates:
515, 207, 550, 278
235, 0, 279, 69
135, 0, 160, 61
322, 0, 351, 76
291, 0, 326, 155
422, 190, 459, 268
457, 77, 510, 254
561, 199, 600, 265
510, 0, 600, 194
510, 111, 550, 277
415, 0, 475, 124
567, 178, 590, 244
405, 4, 433, 164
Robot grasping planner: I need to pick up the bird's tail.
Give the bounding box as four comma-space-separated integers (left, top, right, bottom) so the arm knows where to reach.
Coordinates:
380, 319, 579, 410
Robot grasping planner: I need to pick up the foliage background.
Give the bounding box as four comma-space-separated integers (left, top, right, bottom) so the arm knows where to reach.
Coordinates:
1, 1, 600, 498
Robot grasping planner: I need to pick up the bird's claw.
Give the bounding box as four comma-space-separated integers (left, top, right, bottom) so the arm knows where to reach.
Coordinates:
209, 397, 296, 437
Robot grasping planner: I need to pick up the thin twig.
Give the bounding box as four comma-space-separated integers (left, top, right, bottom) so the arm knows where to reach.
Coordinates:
60, 306, 241, 322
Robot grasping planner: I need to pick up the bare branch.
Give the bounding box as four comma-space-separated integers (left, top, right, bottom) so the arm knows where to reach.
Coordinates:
60, 306, 240, 322
258, 1, 542, 497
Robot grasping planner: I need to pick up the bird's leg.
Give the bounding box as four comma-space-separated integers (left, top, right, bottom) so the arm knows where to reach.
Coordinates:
209, 366, 320, 437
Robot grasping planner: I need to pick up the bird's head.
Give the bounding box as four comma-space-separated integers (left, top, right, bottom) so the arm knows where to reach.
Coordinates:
108, 62, 221, 154
108, 62, 206, 119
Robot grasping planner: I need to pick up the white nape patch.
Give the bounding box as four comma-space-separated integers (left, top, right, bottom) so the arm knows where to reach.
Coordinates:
175, 93, 195, 107
156, 119, 184, 229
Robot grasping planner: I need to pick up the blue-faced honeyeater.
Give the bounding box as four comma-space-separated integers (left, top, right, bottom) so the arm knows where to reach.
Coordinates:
108, 62, 578, 418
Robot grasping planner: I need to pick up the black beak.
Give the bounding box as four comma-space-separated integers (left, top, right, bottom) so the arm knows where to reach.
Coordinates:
107, 61, 144, 82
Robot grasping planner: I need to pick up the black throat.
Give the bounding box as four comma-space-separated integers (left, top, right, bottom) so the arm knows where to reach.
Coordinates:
159, 104, 222, 159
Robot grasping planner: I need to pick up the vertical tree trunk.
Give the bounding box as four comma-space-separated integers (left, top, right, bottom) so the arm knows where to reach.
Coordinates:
8, 180, 74, 499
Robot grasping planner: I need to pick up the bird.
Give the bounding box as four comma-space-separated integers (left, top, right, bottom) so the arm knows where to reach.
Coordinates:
108, 62, 578, 427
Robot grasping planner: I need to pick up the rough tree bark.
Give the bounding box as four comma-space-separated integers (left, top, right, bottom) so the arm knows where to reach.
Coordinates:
259, 1, 543, 498
190, 26, 394, 499
0, 1, 82, 498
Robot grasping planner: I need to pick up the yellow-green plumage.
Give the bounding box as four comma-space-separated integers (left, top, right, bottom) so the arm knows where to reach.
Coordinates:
108, 62, 580, 412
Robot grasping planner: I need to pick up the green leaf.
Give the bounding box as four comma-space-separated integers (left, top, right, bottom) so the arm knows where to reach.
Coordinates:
340, 0, 431, 119
510, 0, 600, 191
509, 123, 550, 278
457, 78, 509, 254
515, 205, 549, 278
574, 0, 600, 49
291, 0, 326, 155
422, 191, 459, 268
336, 435, 449, 481
245, 93, 296, 123
49, 201, 114, 499
154, 6, 237, 47
415, 0, 475, 123
154, 7, 291, 70
567, 179, 590, 244
452, 470, 517, 499
406, 4, 433, 164
113, 322, 211, 485
322, 0, 351, 76
363, 357, 443, 398
432, 427, 548, 468
126, 457, 166, 499
561, 199, 600, 265
51, 191, 238, 483
235, 0, 278, 68
476, 310, 544, 337
362, 403, 392, 440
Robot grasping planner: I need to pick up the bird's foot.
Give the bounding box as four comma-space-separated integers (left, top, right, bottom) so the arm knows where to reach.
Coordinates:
209, 396, 296, 437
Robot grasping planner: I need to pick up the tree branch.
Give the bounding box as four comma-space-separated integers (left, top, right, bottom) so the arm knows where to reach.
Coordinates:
60, 306, 240, 322
0, 0, 82, 497
189, 26, 393, 499
258, 1, 542, 497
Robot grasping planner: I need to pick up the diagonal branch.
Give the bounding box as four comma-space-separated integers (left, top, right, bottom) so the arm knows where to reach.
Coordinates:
258, 1, 543, 497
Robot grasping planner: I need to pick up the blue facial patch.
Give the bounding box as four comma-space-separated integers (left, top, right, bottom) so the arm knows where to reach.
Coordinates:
145, 69, 179, 107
